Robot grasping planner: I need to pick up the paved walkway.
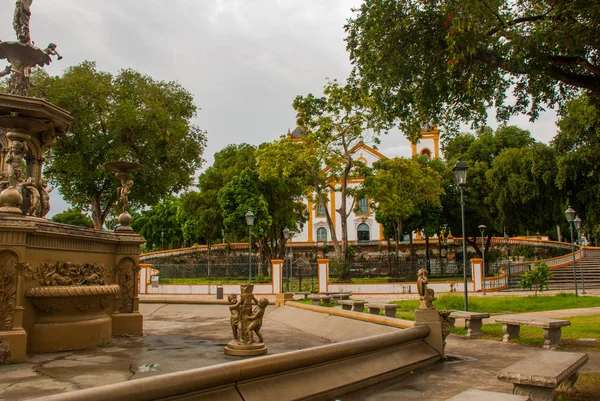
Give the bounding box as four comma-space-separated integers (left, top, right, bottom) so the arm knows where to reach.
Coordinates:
1, 299, 598, 400
139, 288, 600, 305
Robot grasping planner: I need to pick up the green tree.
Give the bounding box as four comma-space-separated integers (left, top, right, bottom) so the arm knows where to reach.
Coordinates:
218, 169, 272, 255
441, 125, 538, 254
30, 61, 206, 229
195, 143, 258, 243
51, 208, 93, 228
363, 157, 444, 258
131, 197, 185, 250
345, 0, 600, 138
486, 144, 561, 235
553, 94, 600, 237
292, 79, 381, 260
519, 261, 552, 295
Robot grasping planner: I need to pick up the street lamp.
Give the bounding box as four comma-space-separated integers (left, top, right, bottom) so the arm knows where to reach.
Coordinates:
564, 206, 579, 297
283, 227, 291, 292
161, 230, 164, 251
478, 224, 487, 295
245, 210, 255, 283
452, 157, 469, 311
574, 216, 586, 294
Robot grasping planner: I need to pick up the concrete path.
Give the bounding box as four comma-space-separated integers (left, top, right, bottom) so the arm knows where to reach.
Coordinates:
1, 301, 598, 401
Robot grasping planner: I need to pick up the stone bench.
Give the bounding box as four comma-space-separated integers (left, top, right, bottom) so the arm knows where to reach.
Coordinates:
497, 351, 588, 401
449, 311, 491, 337
446, 389, 529, 400
329, 292, 352, 301
310, 295, 333, 306
337, 300, 366, 313
495, 316, 571, 349
365, 303, 398, 317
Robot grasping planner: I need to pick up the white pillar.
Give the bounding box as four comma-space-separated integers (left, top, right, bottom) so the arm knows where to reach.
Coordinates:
138, 264, 150, 294
470, 258, 483, 292
318, 259, 329, 293
271, 259, 284, 294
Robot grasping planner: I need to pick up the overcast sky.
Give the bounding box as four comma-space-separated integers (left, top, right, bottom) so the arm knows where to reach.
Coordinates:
1, 0, 559, 217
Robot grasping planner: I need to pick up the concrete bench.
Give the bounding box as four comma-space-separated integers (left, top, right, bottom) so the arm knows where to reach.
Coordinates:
365, 303, 398, 317
495, 316, 571, 349
497, 351, 588, 401
337, 300, 366, 313
330, 292, 352, 301
310, 295, 333, 306
449, 311, 491, 337
446, 389, 529, 400
294, 292, 311, 300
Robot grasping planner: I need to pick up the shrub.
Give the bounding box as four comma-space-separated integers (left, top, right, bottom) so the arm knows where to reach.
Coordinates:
519, 262, 552, 295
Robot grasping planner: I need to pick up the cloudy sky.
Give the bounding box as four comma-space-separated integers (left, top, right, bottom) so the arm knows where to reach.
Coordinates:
1, 0, 558, 216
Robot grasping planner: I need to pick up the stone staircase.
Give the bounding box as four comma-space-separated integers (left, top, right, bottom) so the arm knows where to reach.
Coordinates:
545, 248, 600, 291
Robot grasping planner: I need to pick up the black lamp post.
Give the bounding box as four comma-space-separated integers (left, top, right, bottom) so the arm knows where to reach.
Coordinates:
564, 206, 578, 297
574, 215, 586, 294
452, 158, 469, 311
478, 224, 487, 295
283, 227, 291, 292
245, 210, 255, 283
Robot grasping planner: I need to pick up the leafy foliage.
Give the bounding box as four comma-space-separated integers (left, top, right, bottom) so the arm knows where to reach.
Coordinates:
519, 262, 553, 295
51, 208, 93, 228
554, 94, 600, 238
29, 62, 206, 229
131, 197, 186, 250
290, 79, 382, 260
345, 0, 600, 138
363, 157, 444, 255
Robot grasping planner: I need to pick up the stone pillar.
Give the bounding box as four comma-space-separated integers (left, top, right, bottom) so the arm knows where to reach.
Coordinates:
271, 259, 284, 294
471, 258, 483, 292
414, 309, 444, 359
317, 258, 329, 293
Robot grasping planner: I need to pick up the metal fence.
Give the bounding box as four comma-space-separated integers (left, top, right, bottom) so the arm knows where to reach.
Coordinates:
153, 260, 272, 284
282, 260, 318, 293
327, 257, 472, 284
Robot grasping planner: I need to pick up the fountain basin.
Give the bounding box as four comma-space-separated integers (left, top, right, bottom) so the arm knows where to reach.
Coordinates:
25, 284, 120, 353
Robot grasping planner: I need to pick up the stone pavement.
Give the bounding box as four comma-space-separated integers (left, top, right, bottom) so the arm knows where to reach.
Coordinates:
0, 298, 598, 400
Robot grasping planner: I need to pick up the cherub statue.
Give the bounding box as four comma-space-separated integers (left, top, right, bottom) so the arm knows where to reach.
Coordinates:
0, 65, 11, 78
13, 0, 33, 44
23, 177, 40, 216
117, 179, 133, 213
0, 171, 9, 190
228, 294, 242, 341
417, 268, 429, 309
44, 43, 62, 60
6, 140, 28, 187
40, 178, 53, 218
246, 298, 269, 343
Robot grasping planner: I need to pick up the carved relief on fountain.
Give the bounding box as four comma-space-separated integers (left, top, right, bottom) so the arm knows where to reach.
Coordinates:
0, 250, 31, 331
114, 257, 139, 313
25, 262, 120, 315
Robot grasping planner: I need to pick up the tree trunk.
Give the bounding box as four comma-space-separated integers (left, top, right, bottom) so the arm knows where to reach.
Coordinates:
91, 196, 111, 230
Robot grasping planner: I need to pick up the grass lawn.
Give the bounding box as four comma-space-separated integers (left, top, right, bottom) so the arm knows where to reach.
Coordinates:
391, 293, 600, 314
556, 372, 600, 401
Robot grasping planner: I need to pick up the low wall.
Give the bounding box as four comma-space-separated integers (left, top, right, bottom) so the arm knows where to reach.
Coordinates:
32, 325, 438, 401
328, 281, 472, 294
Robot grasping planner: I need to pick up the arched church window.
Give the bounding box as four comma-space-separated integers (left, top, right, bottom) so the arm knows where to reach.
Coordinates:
316, 227, 327, 243
357, 223, 370, 242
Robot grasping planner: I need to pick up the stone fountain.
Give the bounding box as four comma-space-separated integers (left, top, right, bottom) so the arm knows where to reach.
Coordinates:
0, 1, 144, 361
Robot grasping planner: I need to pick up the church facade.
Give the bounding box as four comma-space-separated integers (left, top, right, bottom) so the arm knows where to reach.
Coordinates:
290, 125, 441, 245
